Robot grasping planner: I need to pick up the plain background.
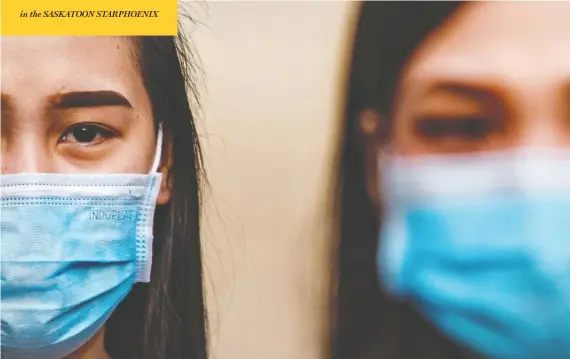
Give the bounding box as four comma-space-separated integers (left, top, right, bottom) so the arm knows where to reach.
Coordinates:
187, 2, 356, 359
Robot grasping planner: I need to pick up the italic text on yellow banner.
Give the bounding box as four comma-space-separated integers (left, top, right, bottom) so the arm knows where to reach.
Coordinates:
2, 0, 178, 36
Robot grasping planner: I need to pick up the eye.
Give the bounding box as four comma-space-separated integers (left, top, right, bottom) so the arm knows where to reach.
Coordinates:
59, 123, 116, 145
414, 116, 500, 141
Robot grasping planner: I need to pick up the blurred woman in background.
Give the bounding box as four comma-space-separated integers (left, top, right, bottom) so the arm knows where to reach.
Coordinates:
331, 2, 570, 359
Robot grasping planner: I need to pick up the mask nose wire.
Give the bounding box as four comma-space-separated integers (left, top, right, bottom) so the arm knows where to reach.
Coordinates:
150, 124, 163, 174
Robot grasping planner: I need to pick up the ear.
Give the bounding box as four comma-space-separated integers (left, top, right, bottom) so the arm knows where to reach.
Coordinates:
156, 130, 173, 205
358, 108, 384, 209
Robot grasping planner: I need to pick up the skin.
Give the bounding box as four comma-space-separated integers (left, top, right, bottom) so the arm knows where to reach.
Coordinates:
1, 36, 173, 358
361, 2, 570, 204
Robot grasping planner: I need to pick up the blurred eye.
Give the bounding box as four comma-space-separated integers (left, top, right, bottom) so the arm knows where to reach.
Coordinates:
414, 116, 499, 141
59, 123, 115, 145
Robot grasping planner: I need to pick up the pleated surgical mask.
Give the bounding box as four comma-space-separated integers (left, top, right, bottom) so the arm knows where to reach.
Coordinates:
379, 148, 570, 359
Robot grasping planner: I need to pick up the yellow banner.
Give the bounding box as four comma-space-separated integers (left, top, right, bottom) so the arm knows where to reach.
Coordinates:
1, 0, 179, 36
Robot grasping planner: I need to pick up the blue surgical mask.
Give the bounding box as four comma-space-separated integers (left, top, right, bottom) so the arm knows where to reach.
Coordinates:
378, 149, 570, 359
1, 128, 164, 359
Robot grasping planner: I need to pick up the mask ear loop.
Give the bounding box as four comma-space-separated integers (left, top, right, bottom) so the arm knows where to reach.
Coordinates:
150, 124, 163, 174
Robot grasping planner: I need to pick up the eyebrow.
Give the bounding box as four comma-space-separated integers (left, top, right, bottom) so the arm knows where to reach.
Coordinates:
49, 90, 133, 109
423, 81, 504, 103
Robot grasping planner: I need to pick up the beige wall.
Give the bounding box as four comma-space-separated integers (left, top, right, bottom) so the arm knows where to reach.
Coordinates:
187, 2, 356, 359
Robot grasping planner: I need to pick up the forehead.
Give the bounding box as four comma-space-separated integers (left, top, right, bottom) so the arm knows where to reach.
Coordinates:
1, 36, 141, 99
402, 2, 570, 85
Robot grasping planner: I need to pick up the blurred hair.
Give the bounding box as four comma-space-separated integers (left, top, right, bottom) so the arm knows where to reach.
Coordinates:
104, 10, 208, 359
329, 2, 473, 359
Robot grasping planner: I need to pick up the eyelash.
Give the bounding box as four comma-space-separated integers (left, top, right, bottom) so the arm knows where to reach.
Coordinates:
58, 123, 116, 145
414, 116, 501, 140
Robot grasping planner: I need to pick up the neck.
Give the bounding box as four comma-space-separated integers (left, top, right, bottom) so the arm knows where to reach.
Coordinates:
64, 327, 110, 359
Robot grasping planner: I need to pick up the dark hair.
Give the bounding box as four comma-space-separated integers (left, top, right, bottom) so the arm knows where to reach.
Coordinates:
104, 15, 208, 359
330, 2, 475, 359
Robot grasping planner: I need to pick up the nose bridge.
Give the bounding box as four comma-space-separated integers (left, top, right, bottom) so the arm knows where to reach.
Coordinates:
517, 116, 570, 149
1, 133, 49, 174
512, 77, 570, 149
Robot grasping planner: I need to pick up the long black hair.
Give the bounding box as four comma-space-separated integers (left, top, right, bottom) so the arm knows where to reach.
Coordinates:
104, 14, 208, 359
330, 2, 474, 359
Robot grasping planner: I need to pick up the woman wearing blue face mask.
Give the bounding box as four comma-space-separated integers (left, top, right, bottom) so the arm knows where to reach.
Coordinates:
330, 2, 570, 359
1, 15, 207, 359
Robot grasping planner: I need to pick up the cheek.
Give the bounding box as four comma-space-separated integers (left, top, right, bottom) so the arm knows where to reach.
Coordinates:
112, 139, 157, 174
100, 119, 157, 175
110, 109, 158, 174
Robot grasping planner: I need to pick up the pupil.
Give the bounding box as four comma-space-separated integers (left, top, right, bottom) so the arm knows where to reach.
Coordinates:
458, 119, 488, 139
73, 126, 96, 143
